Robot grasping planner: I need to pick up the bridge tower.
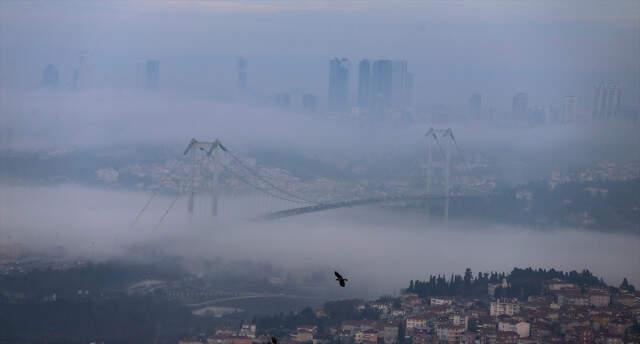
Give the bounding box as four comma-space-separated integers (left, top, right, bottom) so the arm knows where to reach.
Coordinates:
183, 138, 227, 219
425, 128, 456, 224
186, 140, 196, 216
208, 139, 226, 216
209, 147, 220, 217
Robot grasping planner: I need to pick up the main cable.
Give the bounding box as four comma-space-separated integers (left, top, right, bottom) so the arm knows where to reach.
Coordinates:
218, 159, 311, 205
129, 158, 184, 230
153, 152, 206, 231
223, 149, 318, 204
153, 194, 181, 231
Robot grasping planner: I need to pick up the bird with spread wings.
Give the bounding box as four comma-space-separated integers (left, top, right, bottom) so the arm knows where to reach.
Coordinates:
334, 271, 348, 287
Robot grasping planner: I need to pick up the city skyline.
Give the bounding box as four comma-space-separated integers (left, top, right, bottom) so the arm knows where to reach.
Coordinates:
26, 51, 639, 124
1, 1, 638, 112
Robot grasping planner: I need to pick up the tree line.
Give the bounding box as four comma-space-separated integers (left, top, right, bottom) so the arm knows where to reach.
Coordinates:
406, 267, 606, 300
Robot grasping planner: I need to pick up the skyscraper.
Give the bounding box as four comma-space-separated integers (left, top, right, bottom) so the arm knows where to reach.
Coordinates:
593, 83, 621, 119
145, 60, 160, 90
302, 93, 317, 113
274, 93, 291, 110
468, 93, 482, 120
42, 64, 59, 90
370, 59, 392, 116
637, 34, 640, 120
358, 59, 371, 111
512, 92, 528, 121
528, 107, 548, 125
391, 60, 411, 111
405, 72, 414, 109
72, 53, 88, 90
237, 57, 247, 91
328, 58, 350, 113
562, 96, 577, 123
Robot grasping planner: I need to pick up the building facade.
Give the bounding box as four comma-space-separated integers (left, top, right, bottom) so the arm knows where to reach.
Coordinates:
328, 58, 350, 113
593, 83, 621, 119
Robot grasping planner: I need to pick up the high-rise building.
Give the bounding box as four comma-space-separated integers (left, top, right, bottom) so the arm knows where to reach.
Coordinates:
371, 59, 392, 115
359, 58, 413, 116
528, 107, 548, 125
72, 53, 88, 90
512, 92, 528, 121
358, 59, 371, 111
468, 93, 482, 120
237, 57, 247, 91
145, 60, 160, 90
328, 58, 350, 113
592, 83, 621, 119
135, 62, 144, 88
42, 64, 59, 89
405, 72, 414, 109
637, 35, 640, 120
391, 60, 412, 111
302, 93, 317, 113
274, 93, 291, 110
562, 96, 577, 123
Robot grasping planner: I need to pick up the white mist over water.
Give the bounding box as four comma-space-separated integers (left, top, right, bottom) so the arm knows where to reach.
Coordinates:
1, 184, 638, 297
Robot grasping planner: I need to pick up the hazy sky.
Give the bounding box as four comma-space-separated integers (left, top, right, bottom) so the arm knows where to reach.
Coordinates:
1, 1, 640, 175
1, 0, 639, 106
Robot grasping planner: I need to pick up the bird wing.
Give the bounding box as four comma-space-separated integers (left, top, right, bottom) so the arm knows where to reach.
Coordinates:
334, 271, 343, 279
339, 280, 346, 287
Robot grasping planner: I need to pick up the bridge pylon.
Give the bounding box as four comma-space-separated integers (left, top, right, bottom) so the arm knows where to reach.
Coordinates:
425, 128, 457, 225
183, 138, 227, 220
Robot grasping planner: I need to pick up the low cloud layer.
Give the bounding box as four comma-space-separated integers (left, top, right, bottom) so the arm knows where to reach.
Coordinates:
3, 90, 639, 168
1, 184, 638, 296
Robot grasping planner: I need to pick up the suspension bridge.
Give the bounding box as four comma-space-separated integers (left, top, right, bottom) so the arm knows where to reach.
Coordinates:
129, 128, 474, 229
257, 194, 485, 220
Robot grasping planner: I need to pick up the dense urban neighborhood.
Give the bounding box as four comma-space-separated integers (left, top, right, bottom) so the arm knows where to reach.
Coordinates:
177, 268, 640, 344
2, 259, 639, 343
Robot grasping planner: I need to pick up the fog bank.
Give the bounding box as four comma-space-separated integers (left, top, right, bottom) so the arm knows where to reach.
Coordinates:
1, 184, 638, 297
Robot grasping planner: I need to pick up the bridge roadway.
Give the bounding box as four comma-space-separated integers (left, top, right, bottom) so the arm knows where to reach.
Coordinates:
186, 293, 320, 308
259, 193, 484, 220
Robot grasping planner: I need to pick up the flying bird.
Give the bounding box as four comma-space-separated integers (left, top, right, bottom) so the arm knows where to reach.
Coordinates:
334, 271, 348, 287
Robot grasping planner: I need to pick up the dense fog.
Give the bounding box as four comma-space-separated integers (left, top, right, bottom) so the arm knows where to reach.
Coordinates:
1, 184, 639, 297
1, 0, 640, 301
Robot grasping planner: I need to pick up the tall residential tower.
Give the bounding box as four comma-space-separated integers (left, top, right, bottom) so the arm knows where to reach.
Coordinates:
328, 58, 350, 113
593, 83, 621, 119
512, 92, 528, 121
370, 59, 392, 116
358, 59, 371, 112
144, 59, 160, 90
237, 57, 247, 91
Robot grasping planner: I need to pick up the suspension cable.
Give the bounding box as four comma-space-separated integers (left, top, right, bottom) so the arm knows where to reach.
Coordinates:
152, 153, 207, 231
218, 159, 311, 204
448, 133, 470, 171
129, 158, 185, 230
153, 194, 181, 231
223, 149, 319, 204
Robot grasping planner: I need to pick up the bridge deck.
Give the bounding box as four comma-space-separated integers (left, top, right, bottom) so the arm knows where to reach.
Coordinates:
258, 194, 481, 220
